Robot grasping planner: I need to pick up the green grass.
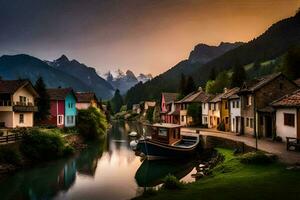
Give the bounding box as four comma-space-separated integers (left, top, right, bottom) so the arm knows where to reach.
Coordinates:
135, 148, 300, 200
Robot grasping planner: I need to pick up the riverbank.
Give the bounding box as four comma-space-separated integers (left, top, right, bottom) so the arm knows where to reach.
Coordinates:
0, 128, 87, 176
135, 148, 300, 200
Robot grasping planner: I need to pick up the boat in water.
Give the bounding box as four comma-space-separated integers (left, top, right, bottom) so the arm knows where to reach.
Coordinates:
135, 123, 200, 159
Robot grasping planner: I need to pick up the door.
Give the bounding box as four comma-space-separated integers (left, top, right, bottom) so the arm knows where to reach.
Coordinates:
236, 117, 239, 133
240, 117, 244, 135
265, 116, 272, 138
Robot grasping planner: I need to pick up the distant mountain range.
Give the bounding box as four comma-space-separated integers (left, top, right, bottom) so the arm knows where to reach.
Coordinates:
103, 69, 152, 94
125, 11, 300, 107
0, 54, 115, 99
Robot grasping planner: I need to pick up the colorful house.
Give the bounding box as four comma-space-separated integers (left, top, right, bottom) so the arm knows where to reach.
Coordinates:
0, 80, 38, 128
75, 92, 98, 110
176, 88, 210, 126
238, 72, 299, 137
228, 91, 242, 134
160, 93, 179, 124
221, 87, 240, 132
208, 93, 223, 128
271, 89, 300, 142
202, 95, 214, 126
47, 88, 77, 128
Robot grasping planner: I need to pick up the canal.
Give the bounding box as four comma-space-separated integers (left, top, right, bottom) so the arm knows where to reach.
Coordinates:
0, 121, 208, 200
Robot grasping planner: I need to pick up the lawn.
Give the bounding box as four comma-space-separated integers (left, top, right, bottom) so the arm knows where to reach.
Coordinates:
135, 148, 300, 200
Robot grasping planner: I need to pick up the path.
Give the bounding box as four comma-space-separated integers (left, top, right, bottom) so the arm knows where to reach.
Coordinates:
182, 128, 300, 164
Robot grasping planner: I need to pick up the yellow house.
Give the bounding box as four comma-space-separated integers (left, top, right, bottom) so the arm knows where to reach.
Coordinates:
0, 80, 38, 128
220, 87, 240, 131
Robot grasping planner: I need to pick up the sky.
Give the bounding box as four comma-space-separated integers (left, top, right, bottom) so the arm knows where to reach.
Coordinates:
0, 0, 299, 76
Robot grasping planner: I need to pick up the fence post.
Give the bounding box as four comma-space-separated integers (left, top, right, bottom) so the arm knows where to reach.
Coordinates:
6, 134, 8, 143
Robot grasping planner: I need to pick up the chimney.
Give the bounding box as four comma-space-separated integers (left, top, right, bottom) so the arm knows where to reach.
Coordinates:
198, 87, 203, 91
224, 87, 228, 93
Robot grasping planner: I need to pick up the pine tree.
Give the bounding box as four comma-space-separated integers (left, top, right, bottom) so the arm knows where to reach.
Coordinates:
34, 77, 50, 122
231, 63, 246, 87
179, 73, 186, 96
185, 76, 196, 95
111, 89, 124, 113
282, 46, 300, 80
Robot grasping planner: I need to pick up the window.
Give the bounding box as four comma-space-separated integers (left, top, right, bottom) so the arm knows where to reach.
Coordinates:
246, 96, 252, 106
284, 113, 295, 127
181, 116, 184, 122
250, 118, 254, 128
232, 101, 235, 108
225, 102, 228, 109
236, 100, 240, 108
19, 96, 27, 105
260, 116, 264, 125
158, 128, 168, 137
204, 117, 207, 123
233, 118, 235, 128
246, 118, 249, 127
209, 104, 211, 110
203, 104, 206, 109
225, 117, 229, 124
67, 116, 74, 124
57, 115, 64, 125
19, 114, 24, 124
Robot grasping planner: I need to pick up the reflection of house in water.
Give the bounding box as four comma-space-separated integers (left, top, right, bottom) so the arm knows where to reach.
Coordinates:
58, 160, 77, 190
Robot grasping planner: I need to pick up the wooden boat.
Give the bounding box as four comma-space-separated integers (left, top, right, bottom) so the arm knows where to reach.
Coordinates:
136, 123, 200, 159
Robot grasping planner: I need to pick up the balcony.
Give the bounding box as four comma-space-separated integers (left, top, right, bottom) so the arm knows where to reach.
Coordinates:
0, 101, 38, 112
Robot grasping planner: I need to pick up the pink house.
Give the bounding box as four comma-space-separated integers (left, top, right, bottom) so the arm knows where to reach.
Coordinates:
160, 92, 179, 124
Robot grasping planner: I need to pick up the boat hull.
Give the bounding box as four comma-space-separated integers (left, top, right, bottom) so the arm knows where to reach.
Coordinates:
136, 139, 199, 159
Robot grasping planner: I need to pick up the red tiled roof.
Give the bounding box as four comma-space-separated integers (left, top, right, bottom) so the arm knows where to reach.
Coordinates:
271, 89, 300, 107
75, 92, 97, 103
47, 88, 74, 100
0, 79, 30, 94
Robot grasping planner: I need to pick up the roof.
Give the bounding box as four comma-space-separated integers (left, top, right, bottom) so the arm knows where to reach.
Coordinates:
258, 106, 275, 113
294, 78, 300, 87
47, 88, 75, 100
162, 92, 179, 104
240, 72, 282, 92
0, 79, 38, 97
75, 92, 97, 103
150, 123, 182, 129
209, 93, 224, 103
271, 89, 300, 107
176, 90, 210, 104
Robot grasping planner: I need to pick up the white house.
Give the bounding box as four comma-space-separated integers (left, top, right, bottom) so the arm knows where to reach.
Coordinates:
228, 94, 242, 133
271, 90, 300, 142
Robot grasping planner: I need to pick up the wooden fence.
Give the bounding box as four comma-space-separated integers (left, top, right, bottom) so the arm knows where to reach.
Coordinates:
0, 133, 24, 144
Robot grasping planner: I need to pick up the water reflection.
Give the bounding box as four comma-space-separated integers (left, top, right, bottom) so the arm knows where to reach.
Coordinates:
0, 121, 207, 200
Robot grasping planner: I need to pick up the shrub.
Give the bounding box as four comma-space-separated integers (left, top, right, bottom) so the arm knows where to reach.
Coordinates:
162, 174, 183, 190
20, 128, 70, 161
77, 107, 108, 140
239, 152, 277, 165
0, 146, 22, 165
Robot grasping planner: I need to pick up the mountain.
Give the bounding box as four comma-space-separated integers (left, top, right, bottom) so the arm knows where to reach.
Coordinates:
125, 11, 300, 107
48, 55, 114, 99
0, 54, 114, 100
0, 54, 90, 91
104, 69, 152, 94
188, 42, 243, 64
125, 42, 241, 107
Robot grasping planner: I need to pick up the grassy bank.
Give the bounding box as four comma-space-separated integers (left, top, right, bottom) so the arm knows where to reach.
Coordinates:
136, 148, 300, 200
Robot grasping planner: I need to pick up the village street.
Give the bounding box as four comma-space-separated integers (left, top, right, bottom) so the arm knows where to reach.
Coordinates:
182, 128, 300, 164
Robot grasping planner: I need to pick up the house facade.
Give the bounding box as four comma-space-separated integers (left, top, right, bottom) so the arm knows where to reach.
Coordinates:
208, 93, 223, 128
75, 92, 98, 110
228, 94, 242, 133
238, 73, 299, 137
47, 88, 77, 128
0, 80, 38, 128
271, 90, 300, 141
160, 93, 179, 124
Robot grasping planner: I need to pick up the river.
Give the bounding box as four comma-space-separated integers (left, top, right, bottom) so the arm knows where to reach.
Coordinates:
0, 121, 209, 200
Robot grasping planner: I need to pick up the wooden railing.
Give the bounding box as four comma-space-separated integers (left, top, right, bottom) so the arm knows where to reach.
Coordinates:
0, 133, 24, 144
0, 101, 34, 107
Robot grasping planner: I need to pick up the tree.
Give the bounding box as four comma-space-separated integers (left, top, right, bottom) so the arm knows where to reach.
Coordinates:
282, 46, 300, 80
146, 107, 155, 123
209, 68, 216, 80
179, 73, 186, 96
187, 103, 202, 125
77, 107, 108, 140
205, 80, 216, 94
253, 61, 261, 70
34, 77, 50, 122
185, 76, 196, 95
231, 63, 246, 88
206, 71, 230, 94
111, 89, 123, 113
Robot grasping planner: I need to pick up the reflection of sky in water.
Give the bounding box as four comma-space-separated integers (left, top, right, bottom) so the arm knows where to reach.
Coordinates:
0, 121, 200, 200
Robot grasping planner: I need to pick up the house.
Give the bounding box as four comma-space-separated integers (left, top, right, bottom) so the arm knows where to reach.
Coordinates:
176, 87, 210, 126
132, 104, 141, 114
141, 101, 156, 116
238, 72, 299, 137
221, 87, 240, 132
208, 93, 223, 128
0, 80, 38, 128
47, 88, 77, 128
202, 95, 214, 126
160, 93, 179, 124
271, 89, 300, 142
228, 91, 242, 133
75, 92, 98, 110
